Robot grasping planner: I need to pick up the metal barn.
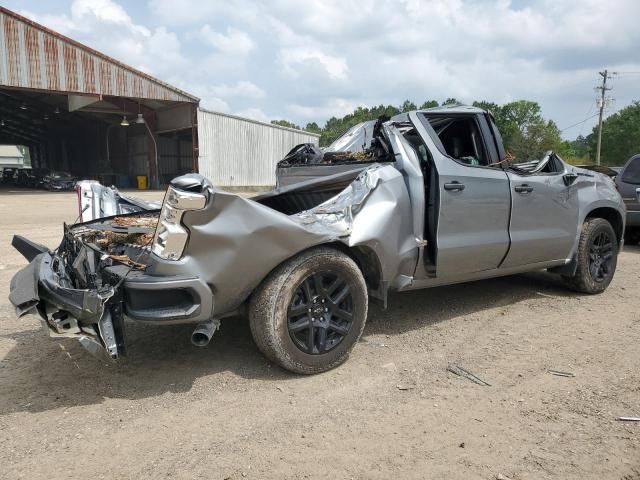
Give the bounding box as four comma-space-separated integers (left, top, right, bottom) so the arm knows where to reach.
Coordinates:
0, 7, 316, 189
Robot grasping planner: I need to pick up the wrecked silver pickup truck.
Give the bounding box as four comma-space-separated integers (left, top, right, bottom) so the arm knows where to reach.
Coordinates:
9, 107, 625, 374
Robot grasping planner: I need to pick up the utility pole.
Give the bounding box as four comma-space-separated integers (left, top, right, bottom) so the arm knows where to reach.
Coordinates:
595, 69, 612, 165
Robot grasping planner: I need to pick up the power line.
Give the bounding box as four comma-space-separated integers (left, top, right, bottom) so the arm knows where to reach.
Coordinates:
577, 95, 596, 137
560, 112, 600, 133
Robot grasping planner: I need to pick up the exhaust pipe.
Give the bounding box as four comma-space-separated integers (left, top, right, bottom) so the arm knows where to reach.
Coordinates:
190, 320, 219, 347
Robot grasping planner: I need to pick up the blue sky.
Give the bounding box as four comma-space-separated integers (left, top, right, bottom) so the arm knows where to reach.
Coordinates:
5, 0, 640, 139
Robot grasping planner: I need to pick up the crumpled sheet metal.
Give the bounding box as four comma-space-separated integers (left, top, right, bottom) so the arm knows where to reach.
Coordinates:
324, 120, 377, 153
150, 164, 418, 316
77, 180, 160, 222
386, 124, 426, 243
292, 165, 383, 236
292, 164, 419, 286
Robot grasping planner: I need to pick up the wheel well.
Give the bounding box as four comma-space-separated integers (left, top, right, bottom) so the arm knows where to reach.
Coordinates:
586, 207, 624, 244
324, 242, 382, 291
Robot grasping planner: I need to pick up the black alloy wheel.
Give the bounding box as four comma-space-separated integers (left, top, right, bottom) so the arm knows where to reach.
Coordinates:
588, 230, 614, 282
249, 247, 368, 374
561, 217, 618, 294
287, 271, 354, 354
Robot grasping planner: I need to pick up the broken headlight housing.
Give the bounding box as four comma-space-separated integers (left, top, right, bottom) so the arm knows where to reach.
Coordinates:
152, 186, 207, 260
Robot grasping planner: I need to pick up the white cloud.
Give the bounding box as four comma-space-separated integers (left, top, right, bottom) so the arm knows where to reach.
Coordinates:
199, 25, 254, 56
199, 96, 231, 113
287, 98, 361, 120
234, 108, 270, 123
280, 47, 348, 80
148, 0, 260, 26
209, 81, 265, 100
72, 0, 149, 35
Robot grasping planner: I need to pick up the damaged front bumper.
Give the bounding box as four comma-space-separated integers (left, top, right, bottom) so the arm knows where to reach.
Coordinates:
8, 234, 213, 359
9, 246, 122, 358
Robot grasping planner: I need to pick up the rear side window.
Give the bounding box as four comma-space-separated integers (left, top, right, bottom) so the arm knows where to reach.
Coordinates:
622, 157, 640, 184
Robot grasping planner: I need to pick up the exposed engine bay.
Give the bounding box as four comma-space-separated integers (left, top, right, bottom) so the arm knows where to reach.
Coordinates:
59, 212, 158, 288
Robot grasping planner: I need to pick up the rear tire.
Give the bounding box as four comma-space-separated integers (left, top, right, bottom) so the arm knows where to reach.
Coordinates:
249, 247, 368, 374
562, 218, 618, 294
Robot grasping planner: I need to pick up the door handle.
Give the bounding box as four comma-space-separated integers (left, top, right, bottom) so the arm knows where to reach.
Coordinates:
514, 184, 534, 194
444, 182, 465, 191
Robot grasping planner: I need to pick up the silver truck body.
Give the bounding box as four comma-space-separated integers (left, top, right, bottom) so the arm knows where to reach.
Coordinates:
8, 107, 626, 363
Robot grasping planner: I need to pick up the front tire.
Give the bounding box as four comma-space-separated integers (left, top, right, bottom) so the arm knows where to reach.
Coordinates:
249, 247, 368, 374
562, 218, 618, 294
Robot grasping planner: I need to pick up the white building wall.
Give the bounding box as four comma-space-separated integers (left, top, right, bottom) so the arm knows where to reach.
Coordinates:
197, 108, 320, 187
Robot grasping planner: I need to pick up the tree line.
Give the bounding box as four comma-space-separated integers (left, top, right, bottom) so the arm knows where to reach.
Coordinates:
571, 101, 640, 166
272, 98, 640, 165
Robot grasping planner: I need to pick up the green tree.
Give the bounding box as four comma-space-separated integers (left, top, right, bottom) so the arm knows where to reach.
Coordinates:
442, 97, 462, 106
272, 97, 579, 158
498, 100, 542, 147
400, 100, 417, 112
304, 122, 322, 135
570, 134, 590, 161
316, 104, 401, 146
419, 100, 439, 109
271, 119, 300, 129
585, 101, 640, 165
472, 100, 500, 115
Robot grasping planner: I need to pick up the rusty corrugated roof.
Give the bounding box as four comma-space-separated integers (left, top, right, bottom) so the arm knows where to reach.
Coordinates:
0, 7, 199, 103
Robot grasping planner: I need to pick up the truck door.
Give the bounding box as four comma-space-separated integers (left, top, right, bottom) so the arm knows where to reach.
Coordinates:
501, 154, 580, 268
416, 112, 511, 276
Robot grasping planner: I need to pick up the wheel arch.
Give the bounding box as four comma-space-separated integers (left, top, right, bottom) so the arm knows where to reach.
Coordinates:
550, 206, 623, 277
585, 207, 624, 245
247, 241, 386, 312
326, 242, 382, 289
296, 242, 388, 308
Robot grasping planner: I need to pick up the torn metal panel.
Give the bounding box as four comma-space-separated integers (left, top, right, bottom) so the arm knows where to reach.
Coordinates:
292, 165, 384, 236
289, 163, 419, 286
324, 120, 378, 154
275, 118, 394, 187
386, 124, 426, 243
77, 180, 160, 222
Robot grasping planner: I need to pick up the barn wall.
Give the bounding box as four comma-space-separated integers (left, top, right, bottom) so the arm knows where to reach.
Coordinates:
197, 109, 319, 187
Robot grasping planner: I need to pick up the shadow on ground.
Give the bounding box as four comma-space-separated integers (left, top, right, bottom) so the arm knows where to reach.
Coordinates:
0, 270, 579, 415
623, 243, 640, 254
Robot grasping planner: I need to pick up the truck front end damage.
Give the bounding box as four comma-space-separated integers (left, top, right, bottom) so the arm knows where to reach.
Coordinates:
8, 119, 423, 361
8, 181, 215, 359
10, 233, 128, 359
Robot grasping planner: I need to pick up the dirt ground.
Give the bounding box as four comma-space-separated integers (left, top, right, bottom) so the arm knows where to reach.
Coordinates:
0, 188, 638, 480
